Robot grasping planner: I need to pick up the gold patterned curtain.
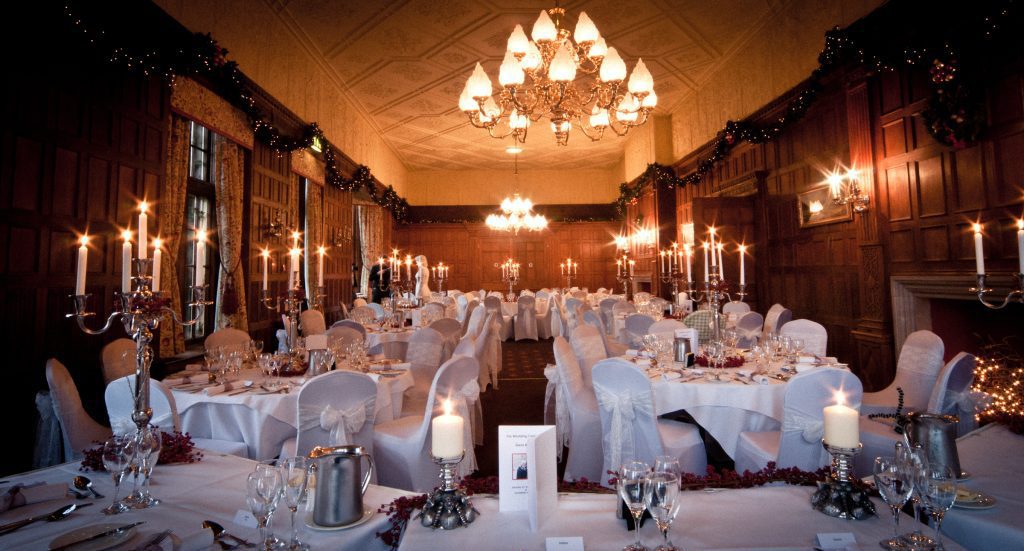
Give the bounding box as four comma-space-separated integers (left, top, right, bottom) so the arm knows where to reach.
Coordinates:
357, 205, 384, 295
304, 180, 324, 298
214, 135, 249, 330
157, 115, 190, 357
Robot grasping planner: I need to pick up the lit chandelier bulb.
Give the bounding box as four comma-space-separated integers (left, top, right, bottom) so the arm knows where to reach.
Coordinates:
521, 41, 542, 70
549, 42, 577, 82
628, 58, 654, 95
509, 110, 530, 130
573, 12, 600, 44
459, 81, 479, 112
589, 36, 608, 58
616, 94, 639, 122
641, 88, 658, 108
507, 24, 530, 55
478, 97, 500, 123
590, 105, 610, 128
467, 62, 493, 99
600, 47, 627, 82
551, 120, 572, 134
499, 50, 525, 86
532, 10, 557, 42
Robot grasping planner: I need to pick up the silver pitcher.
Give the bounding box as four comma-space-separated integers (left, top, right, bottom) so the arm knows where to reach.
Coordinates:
307, 445, 374, 527
904, 412, 966, 478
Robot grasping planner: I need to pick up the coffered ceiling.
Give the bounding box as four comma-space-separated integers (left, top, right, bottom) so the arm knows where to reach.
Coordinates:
267, 0, 778, 170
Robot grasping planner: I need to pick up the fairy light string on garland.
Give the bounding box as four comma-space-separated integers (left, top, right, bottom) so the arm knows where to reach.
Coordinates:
62, 1, 410, 221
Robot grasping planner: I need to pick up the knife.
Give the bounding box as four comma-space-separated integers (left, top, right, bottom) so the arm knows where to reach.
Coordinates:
50, 521, 145, 551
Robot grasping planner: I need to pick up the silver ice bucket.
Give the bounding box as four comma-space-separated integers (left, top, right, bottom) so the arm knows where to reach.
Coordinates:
904, 412, 965, 478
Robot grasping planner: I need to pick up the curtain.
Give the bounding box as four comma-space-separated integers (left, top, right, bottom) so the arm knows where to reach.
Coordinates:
157, 115, 190, 357
304, 180, 324, 299
214, 135, 249, 331
357, 205, 384, 295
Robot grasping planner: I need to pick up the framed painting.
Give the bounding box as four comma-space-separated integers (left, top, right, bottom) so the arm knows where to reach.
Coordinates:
798, 186, 852, 228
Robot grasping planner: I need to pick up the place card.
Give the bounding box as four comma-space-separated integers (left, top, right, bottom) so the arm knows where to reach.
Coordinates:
545, 536, 584, 551
499, 425, 557, 531
816, 532, 856, 550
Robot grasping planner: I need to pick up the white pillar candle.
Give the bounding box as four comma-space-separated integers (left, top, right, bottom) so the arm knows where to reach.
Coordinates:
317, 246, 325, 288
717, 243, 724, 272
152, 239, 162, 292
629, 260, 635, 276
560, 263, 565, 276
262, 249, 269, 291
738, 245, 746, 286
137, 202, 148, 260
289, 249, 300, 289
616, 259, 621, 277
75, 236, 88, 295
431, 400, 464, 459
660, 251, 666, 273
685, 248, 692, 283
708, 227, 717, 266
405, 256, 412, 281
195, 230, 207, 287
121, 230, 132, 293
702, 243, 709, 283
394, 259, 400, 281
973, 223, 985, 276
823, 391, 860, 448
1017, 219, 1024, 274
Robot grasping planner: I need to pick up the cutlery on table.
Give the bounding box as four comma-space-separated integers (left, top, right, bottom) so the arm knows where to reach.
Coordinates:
74, 475, 104, 498
0, 502, 93, 536
225, 387, 251, 396
50, 521, 145, 551
133, 528, 172, 551
203, 519, 255, 548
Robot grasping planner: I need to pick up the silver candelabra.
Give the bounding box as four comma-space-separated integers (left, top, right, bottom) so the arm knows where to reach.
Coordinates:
970, 273, 1023, 310
658, 265, 686, 306
502, 271, 519, 302
685, 264, 746, 345
810, 441, 876, 520
259, 276, 305, 371
68, 258, 211, 433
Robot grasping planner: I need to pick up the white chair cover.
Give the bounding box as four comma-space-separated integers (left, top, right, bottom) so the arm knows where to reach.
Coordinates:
722, 301, 751, 315
514, 295, 539, 341
353, 298, 368, 307
101, 338, 136, 385
520, 289, 534, 297
735, 368, 863, 474
535, 296, 553, 339
648, 319, 686, 339
455, 294, 470, 322
862, 330, 944, 415
294, 371, 377, 457
461, 300, 480, 337
373, 355, 479, 491
474, 311, 499, 395
349, 305, 377, 324
46, 359, 111, 462
599, 298, 621, 336
583, 310, 627, 357
405, 328, 446, 402
441, 296, 458, 319
611, 301, 637, 343
624, 314, 656, 347
367, 302, 386, 320
780, 319, 828, 357
592, 358, 706, 485
332, 319, 367, 337
464, 304, 487, 340
484, 295, 513, 342
734, 312, 764, 348
204, 328, 250, 350
570, 324, 608, 390
550, 295, 565, 338
762, 303, 785, 339
549, 337, 603, 481
299, 309, 326, 336
325, 326, 364, 349
429, 318, 463, 361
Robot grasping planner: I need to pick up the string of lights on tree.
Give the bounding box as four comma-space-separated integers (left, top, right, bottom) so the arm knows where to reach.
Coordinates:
613, 0, 1017, 216
62, 1, 411, 221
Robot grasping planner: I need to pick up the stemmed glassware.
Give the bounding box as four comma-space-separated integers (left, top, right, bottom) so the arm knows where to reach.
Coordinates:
247, 466, 284, 551
874, 455, 913, 550
101, 435, 133, 514
617, 461, 650, 551
130, 427, 162, 508
279, 457, 309, 550
644, 471, 681, 551
898, 444, 935, 549
791, 337, 806, 357
653, 456, 680, 479
922, 465, 957, 550
251, 339, 264, 361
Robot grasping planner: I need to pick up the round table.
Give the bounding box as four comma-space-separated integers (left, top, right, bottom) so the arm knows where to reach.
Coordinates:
168, 365, 413, 460
364, 326, 415, 355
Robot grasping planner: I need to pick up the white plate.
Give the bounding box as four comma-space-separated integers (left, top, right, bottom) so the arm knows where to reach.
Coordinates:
954, 488, 996, 510
304, 509, 374, 531
49, 523, 138, 551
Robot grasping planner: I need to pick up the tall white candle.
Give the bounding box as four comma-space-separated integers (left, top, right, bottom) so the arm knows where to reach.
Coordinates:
431, 399, 464, 459
195, 230, 207, 287
702, 243, 709, 283
973, 223, 985, 276
292, 231, 300, 250
629, 260, 635, 276
738, 245, 746, 286
138, 202, 149, 260
317, 246, 325, 288
405, 256, 412, 281
1017, 219, 1024, 274
560, 263, 565, 276
288, 248, 300, 289
708, 227, 717, 266
261, 249, 269, 291
660, 251, 666, 273
152, 239, 162, 292
75, 235, 88, 295
616, 259, 621, 277
121, 230, 132, 293
685, 247, 692, 283
717, 243, 724, 272
823, 391, 860, 448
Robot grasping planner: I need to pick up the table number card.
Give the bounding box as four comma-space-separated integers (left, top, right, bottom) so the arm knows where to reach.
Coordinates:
498, 425, 557, 531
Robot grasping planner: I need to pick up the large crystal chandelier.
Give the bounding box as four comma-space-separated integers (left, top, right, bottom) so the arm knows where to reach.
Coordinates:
485, 153, 548, 234
459, 5, 656, 146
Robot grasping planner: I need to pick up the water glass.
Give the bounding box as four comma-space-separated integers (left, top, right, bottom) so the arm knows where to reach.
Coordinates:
898, 445, 935, 549
645, 471, 681, 551
101, 435, 133, 514
279, 457, 309, 550
617, 461, 650, 551
874, 456, 913, 549
922, 465, 957, 550
653, 456, 681, 479
247, 467, 284, 550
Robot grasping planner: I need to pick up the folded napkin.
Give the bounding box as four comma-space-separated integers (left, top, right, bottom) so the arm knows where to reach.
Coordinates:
634, 358, 652, 367
175, 530, 214, 551
204, 381, 243, 396
625, 349, 639, 357
165, 374, 204, 386
0, 482, 69, 512
753, 375, 770, 385
795, 363, 816, 373
796, 355, 818, 364
661, 371, 682, 381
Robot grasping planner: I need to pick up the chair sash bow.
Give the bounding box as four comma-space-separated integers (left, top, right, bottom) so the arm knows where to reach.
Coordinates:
783, 411, 824, 444
543, 365, 572, 459
594, 384, 654, 478
299, 400, 374, 446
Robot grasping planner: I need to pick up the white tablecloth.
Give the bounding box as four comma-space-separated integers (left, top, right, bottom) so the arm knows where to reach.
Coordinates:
399, 485, 963, 550
0, 453, 414, 551
941, 423, 1024, 550
364, 327, 414, 351
500, 302, 517, 317
170, 367, 413, 460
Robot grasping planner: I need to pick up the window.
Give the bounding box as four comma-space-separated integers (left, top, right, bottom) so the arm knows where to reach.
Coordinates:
182, 122, 217, 342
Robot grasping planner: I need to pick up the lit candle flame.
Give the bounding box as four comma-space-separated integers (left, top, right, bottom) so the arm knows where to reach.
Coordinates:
153, 237, 163, 249
1017, 219, 1023, 230
121, 229, 132, 242
261, 248, 271, 258
197, 229, 208, 241
318, 246, 326, 255
139, 201, 149, 213
973, 222, 983, 234
443, 399, 453, 416
79, 235, 90, 246
739, 244, 747, 253
833, 390, 847, 407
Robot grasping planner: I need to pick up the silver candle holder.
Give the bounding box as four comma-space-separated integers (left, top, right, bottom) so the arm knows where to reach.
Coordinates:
259, 277, 306, 370
810, 441, 876, 520
685, 264, 746, 345
970, 273, 1023, 310
418, 453, 478, 530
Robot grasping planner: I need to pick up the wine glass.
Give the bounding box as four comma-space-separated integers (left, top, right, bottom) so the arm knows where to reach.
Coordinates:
101, 435, 133, 514
874, 456, 913, 550
258, 353, 274, 381
922, 465, 957, 550
250, 339, 264, 362
898, 445, 935, 549
791, 337, 806, 357
279, 457, 309, 550
617, 461, 650, 551
653, 456, 681, 479
645, 471, 681, 551
247, 468, 284, 551
132, 427, 162, 508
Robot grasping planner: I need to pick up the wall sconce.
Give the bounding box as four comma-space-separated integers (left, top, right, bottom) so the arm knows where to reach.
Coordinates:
827, 168, 869, 213
614, 234, 630, 252
633, 227, 657, 254
264, 211, 284, 239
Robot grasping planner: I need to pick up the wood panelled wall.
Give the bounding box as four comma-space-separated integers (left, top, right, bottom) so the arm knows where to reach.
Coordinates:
393, 221, 622, 293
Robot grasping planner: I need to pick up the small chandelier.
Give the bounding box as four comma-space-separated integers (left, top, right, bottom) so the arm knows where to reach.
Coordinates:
459, 4, 655, 147
486, 153, 547, 234
826, 167, 870, 213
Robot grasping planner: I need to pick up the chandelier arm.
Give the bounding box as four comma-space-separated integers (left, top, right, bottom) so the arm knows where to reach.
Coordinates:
606, 118, 632, 137
466, 113, 495, 129
575, 117, 607, 142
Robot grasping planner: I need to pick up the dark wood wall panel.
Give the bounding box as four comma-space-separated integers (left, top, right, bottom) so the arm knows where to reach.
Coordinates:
322, 184, 354, 322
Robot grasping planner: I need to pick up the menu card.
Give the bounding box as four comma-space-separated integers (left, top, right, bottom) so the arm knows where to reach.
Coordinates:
498, 425, 557, 531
